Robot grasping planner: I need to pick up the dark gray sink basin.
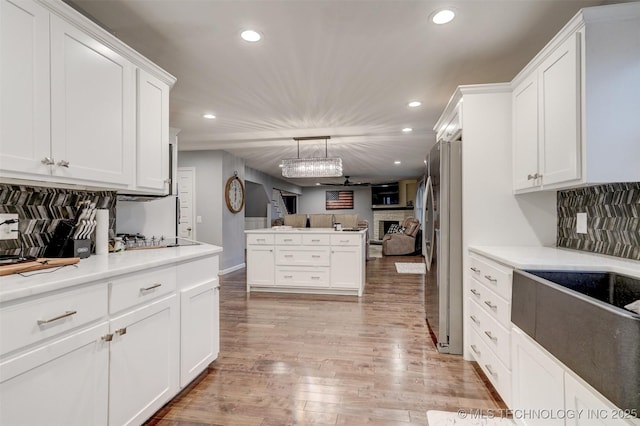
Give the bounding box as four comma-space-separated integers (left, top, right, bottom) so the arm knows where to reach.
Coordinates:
512, 269, 640, 411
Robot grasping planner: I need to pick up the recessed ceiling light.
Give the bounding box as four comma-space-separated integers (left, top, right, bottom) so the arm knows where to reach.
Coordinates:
402, 127, 413, 133
408, 101, 422, 108
203, 113, 216, 119
431, 9, 455, 25
394, 160, 402, 165
241, 30, 262, 42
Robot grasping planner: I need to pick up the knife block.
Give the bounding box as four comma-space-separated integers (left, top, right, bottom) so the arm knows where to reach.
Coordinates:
67, 239, 91, 259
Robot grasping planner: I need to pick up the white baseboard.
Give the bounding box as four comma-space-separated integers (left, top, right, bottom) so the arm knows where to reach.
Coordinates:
219, 262, 246, 275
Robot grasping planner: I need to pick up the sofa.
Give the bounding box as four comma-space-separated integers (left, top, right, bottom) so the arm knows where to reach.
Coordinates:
382, 217, 421, 256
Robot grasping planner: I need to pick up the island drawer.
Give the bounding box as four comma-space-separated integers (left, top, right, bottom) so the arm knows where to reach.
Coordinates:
247, 234, 275, 245
275, 234, 302, 245
469, 298, 511, 367
275, 267, 330, 287
469, 254, 512, 300
468, 328, 512, 407
0, 283, 107, 356
302, 234, 330, 245
110, 265, 176, 314
275, 247, 330, 266
330, 234, 361, 246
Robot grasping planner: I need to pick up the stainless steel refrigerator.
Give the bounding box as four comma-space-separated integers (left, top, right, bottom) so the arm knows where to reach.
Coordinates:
423, 139, 463, 354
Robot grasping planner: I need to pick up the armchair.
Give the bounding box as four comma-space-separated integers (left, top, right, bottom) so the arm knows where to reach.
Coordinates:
382, 217, 421, 256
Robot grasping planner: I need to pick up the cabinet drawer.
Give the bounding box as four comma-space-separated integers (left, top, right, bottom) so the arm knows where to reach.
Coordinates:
110, 266, 176, 314
330, 233, 361, 246
468, 328, 512, 406
276, 267, 329, 287
275, 234, 302, 245
474, 281, 511, 329
275, 247, 330, 266
0, 283, 108, 357
177, 255, 219, 287
469, 299, 511, 368
246, 234, 274, 245
469, 254, 512, 300
302, 234, 330, 245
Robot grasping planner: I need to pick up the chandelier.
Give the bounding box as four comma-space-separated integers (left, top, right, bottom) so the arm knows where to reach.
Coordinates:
281, 136, 343, 178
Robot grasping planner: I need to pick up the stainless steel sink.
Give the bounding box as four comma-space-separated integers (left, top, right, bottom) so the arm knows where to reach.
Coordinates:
512, 269, 640, 411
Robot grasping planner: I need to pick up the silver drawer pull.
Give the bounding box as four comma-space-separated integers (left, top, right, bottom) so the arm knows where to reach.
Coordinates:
311, 239, 320, 242
56, 159, 70, 168
284, 254, 293, 257
41, 157, 55, 165
257, 238, 266, 242
340, 240, 349, 243
484, 275, 497, 283
311, 276, 321, 280
37, 310, 77, 325
484, 330, 497, 342
140, 283, 162, 292
470, 315, 480, 325
470, 267, 481, 273
115, 327, 127, 336
484, 300, 497, 311
311, 255, 321, 258
284, 239, 293, 242
485, 364, 498, 378
284, 275, 293, 279
470, 344, 481, 355
102, 333, 113, 342
470, 289, 480, 296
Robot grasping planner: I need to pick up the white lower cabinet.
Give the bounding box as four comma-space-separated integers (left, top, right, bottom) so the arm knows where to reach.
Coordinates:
330, 245, 362, 292
0, 321, 109, 426
108, 294, 179, 426
246, 246, 275, 288
180, 279, 219, 387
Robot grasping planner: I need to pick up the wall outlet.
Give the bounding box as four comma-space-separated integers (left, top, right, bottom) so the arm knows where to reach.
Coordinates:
576, 212, 587, 234
0, 214, 19, 240
196, 216, 202, 223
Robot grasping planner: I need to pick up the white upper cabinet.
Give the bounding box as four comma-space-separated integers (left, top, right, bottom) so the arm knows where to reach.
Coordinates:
136, 69, 170, 193
50, 14, 135, 187
512, 3, 640, 193
0, 0, 175, 191
0, 0, 51, 176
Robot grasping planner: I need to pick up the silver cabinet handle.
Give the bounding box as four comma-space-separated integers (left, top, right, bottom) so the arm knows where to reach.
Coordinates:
284, 239, 293, 242
485, 364, 498, 378
102, 333, 113, 342
484, 275, 497, 283
140, 283, 162, 292
470, 267, 480, 273
164, 178, 171, 184
527, 173, 536, 180
41, 157, 55, 165
470, 288, 481, 296
284, 275, 293, 279
311, 276, 321, 280
56, 160, 70, 168
284, 254, 293, 258
484, 300, 498, 311
484, 330, 497, 342
470, 344, 481, 355
37, 310, 77, 325
340, 240, 349, 243
256, 238, 266, 242
311, 239, 320, 242
115, 327, 127, 336
311, 255, 321, 258
470, 315, 480, 325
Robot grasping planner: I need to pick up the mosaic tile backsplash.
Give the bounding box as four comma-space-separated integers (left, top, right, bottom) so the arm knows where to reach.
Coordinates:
0, 184, 116, 257
557, 182, 640, 261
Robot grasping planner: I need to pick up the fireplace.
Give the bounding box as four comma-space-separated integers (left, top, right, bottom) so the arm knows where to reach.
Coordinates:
379, 220, 400, 238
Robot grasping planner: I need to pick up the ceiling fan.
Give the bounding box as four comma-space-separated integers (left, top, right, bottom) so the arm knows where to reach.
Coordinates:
320, 176, 371, 187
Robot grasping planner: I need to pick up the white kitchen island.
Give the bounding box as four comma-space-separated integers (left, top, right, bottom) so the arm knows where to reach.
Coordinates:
245, 228, 367, 297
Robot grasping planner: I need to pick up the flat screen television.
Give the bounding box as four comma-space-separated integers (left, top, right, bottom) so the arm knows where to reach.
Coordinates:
371, 183, 399, 205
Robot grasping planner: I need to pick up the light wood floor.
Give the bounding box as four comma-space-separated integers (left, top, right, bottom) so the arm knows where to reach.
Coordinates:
146, 254, 505, 425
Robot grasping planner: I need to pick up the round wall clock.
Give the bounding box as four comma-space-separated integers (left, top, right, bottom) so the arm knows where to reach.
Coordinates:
225, 173, 245, 213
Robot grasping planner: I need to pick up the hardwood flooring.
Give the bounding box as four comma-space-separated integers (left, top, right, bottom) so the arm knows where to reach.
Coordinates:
146, 254, 505, 425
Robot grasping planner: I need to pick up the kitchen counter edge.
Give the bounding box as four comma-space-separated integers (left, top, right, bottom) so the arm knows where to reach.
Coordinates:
0, 244, 223, 303
468, 245, 640, 278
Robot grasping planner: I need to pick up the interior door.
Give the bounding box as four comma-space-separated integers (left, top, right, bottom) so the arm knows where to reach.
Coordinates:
177, 167, 196, 239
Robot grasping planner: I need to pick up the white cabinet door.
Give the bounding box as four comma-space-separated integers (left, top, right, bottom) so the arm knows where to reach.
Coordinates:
512, 73, 540, 190
0, 322, 109, 426
136, 68, 170, 192
180, 279, 219, 388
247, 246, 275, 288
539, 32, 581, 187
50, 14, 134, 186
108, 294, 179, 426
565, 373, 636, 426
511, 327, 565, 426
0, 0, 51, 177
330, 246, 361, 290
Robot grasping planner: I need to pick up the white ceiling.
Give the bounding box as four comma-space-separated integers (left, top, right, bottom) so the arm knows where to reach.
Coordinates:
71, 0, 626, 186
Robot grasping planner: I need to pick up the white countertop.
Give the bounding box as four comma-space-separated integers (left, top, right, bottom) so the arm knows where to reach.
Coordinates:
245, 227, 366, 234
469, 245, 640, 278
0, 243, 222, 303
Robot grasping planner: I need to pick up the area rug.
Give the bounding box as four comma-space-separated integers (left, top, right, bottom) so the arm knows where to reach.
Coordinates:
426, 410, 514, 425
395, 262, 426, 274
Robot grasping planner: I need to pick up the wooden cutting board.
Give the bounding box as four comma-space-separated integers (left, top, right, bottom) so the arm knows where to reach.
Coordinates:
0, 257, 80, 276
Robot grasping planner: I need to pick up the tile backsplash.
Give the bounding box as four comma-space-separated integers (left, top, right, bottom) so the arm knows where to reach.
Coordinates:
557, 182, 640, 261
0, 184, 116, 257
